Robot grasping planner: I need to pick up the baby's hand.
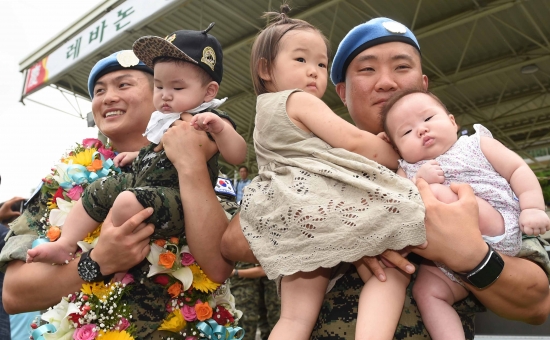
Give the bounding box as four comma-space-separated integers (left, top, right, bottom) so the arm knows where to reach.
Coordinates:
114, 151, 139, 167
519, 208, 550, 236
416, 160, 445, 184
190, 112, 225, 134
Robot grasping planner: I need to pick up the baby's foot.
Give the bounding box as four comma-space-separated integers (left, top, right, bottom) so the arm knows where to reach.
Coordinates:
27, 241, 76, 264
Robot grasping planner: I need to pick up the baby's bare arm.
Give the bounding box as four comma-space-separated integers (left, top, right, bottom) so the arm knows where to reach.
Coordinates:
190, 112, 246, 165
480, 136, 550, 235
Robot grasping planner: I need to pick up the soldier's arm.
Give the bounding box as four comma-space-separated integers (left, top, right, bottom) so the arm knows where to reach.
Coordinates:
413, 179, 550, 324
468, 253, 550, 323
3, 208, 154, 313
163, 120, 233, 283
233, 265, 266, 279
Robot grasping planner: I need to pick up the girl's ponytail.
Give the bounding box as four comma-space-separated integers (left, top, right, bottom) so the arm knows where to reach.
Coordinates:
262, 4, 292, 25
250, 4, 330, 95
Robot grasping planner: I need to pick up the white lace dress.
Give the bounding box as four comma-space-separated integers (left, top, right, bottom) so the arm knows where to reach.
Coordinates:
240, 89, 426, 281
399, 124, 522, 281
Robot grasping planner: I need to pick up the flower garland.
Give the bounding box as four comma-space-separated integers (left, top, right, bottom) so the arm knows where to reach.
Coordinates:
33, 278, 135, 340
146, 240, 243, 338
34, 138, 118, 247
30, 139, 243, 340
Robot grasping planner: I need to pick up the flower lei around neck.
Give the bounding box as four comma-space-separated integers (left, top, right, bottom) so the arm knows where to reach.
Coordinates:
31, 139, 243, 340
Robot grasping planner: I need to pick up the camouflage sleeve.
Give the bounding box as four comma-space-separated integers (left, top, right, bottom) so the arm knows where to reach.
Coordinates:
0, 188, 48, 270
519, 235, 550, 282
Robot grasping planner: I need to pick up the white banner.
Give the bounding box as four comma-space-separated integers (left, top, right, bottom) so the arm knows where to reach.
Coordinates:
23, 0, 176, 96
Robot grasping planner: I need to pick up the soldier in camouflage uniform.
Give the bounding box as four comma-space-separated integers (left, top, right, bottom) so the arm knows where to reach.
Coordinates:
230, 263, 281, 340
257, 275, 280, 340
222, 16, 550, 340
309, 17, 550, 340
1, 44, 236, 340
231, 262, 262, 340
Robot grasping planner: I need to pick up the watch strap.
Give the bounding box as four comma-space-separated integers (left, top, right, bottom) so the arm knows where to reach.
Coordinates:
454, 242, 504, 289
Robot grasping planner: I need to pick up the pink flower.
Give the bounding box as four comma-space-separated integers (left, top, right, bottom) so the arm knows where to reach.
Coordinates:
181, 304, 197, 321
72, 324, 97, 340
180, 252, 195, 266
117, 317, 130, 331
120, 273, 134, 285
82, 138, 103, 149
185, 337, 198, 340
98, 147, 116, 161
66, 185, 84, 201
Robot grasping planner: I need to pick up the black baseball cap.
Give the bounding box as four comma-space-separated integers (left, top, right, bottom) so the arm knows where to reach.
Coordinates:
133, 23, 223, 84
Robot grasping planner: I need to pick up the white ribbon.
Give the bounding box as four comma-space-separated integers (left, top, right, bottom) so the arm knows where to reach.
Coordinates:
142, 97, 228, 144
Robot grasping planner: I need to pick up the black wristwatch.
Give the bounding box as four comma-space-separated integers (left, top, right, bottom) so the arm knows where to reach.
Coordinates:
77, 249, 110, 283
454, 242, 504, 289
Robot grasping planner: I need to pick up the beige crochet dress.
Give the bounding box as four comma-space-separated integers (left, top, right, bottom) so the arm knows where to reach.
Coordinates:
240, 89, 426, 280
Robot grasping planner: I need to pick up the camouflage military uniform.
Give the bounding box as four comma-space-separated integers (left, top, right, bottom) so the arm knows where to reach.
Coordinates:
230, 262, 281, 340
82, 143, 185, 237
312, 236, 550, 340
0, 111, 241, 340
257, 275, 280, 340
82, 109, 234, 236
230, 262, 262, 340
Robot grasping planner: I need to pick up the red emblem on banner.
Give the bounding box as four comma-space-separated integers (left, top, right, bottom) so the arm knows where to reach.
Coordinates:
24, 57, 49, 95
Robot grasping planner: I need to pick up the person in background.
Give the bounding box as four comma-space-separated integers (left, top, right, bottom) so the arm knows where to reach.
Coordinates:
235, 165, 252, 203
0, 177, 40, 340
230, 263, 280, 340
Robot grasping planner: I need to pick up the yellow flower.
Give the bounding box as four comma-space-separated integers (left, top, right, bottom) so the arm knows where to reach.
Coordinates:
189, 264, 220, 293
81, 282, 95, 296
81, 281, 111, 301
158, 310, 186, 332
98, 330, 134, 340
83, 224, 102, 243
65, 148, 97, 167
47, 198, 57, 209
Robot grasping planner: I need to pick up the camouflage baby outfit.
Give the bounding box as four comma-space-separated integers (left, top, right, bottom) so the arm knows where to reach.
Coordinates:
81, 109, 234, 238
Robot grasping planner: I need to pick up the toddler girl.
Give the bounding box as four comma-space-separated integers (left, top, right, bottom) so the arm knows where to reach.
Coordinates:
380, 89, 550, 340
238, 6, 426, 340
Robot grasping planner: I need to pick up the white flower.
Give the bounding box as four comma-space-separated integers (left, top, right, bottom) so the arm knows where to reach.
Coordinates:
146, 244, 193, 290
49, 198, 75, 227
146, 244, 173, 277
172, 266, 193, 290
210, 283, 242, 321
41, 298, 79, 340
52, 163, 71, 188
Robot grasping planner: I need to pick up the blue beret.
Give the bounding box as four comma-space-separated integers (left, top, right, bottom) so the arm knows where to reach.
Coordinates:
88, 50, 153, 99
330, 17, 420, 85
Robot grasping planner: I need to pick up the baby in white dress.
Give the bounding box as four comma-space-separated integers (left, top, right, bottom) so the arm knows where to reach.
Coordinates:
381, 89, 550, 340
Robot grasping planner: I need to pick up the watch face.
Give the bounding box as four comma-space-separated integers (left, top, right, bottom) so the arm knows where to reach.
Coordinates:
78, 253, 101, 282
465, 249, 505, 289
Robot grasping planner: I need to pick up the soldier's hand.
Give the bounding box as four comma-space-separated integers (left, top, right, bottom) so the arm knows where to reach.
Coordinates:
93, 208, 154, 275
